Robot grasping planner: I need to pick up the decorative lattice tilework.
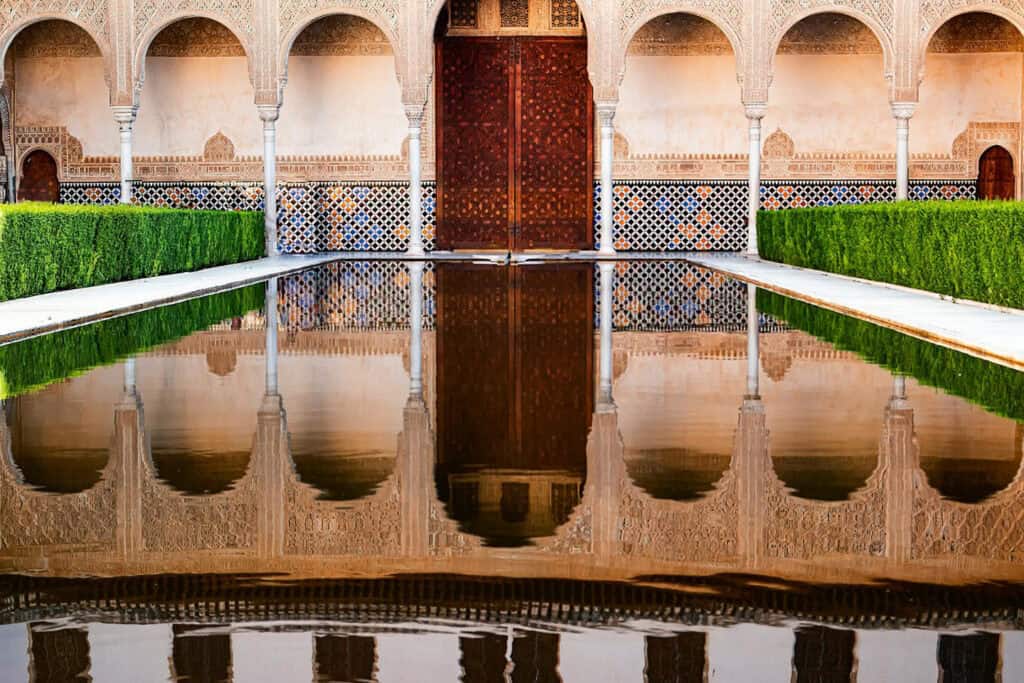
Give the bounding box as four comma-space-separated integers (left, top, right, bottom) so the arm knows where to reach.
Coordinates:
909, 181, 976, 201
278, 182, 436, 254
760, 180, 896, 210
598, 180, 975, 252
600, 261, 763, 332
595, 181, 748, 252
278, 261, 437, 332
62, 179, 974, 255
60, 183, 121, 205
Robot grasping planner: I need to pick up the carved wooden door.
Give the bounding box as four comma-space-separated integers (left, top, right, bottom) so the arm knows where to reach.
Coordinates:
517, 39, 593, 249
977, 145, 1015, 200
18, 150, 59, 203
437, 37, 592, 250
436, 38, 514, 250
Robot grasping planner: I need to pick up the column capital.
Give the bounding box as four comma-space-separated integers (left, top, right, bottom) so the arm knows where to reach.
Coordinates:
744, 103, 767, 121
404, 104, 425, 128
111, 105, 138, 126
890, 101, 916, 120
595, 101, 617, 126
257, 104, 281, 124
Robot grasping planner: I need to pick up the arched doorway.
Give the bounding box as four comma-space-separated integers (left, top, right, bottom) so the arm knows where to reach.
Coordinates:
17, 150, 59, 202
977, 145, 1015, 199
434, 0, 593, 250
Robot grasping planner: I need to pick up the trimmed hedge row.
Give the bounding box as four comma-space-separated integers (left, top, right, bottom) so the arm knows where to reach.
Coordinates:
758, 289, 1024, 421
757, 201, 1024, 309
0, 284, 264, 399
0, 202, 263, 302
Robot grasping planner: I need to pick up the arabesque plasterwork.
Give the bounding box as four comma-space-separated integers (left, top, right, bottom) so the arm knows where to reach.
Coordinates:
0, 0, 1019, 108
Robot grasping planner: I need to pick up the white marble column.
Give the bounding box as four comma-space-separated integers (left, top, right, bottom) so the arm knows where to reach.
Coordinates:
265, 277, 279, 396
746, 283, 759, 398
112, 106, 137, 204
123, 357, 137, 396
258, 105, 281, 256
598, 262, 615, 408
406, 106, 425, 257
408, 261, 424, 396
892, 102, 915, 201
745, 104, 766, 256
597, 103, 617, 255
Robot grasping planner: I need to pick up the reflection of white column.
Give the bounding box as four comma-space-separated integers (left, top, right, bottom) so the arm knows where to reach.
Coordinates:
597, 103, 617, 255
408, 261, 424, 396
892, 102, 915, 201
259, 105, 281, 256
265, 277, 279, 396
124, 358, 137, 396
112, 106, 137, 204
746, 283, 759, 398
855, 629, 937, 683
598, 262, 615, 408
892, 373, 907, 404
708, 624, 795, 682
745, 104, 765, 256
406, 106, 425, 256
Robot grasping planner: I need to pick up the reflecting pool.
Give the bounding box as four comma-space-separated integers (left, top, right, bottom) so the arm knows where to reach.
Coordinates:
1, 260, 1023, 682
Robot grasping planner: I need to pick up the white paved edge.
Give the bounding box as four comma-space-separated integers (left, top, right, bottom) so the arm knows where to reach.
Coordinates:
0, 255, 341, 346
682, 253, 1024, 372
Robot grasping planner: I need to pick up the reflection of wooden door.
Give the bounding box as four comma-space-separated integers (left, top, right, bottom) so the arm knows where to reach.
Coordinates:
977, 145, 1015, 200
436, 264, 593, 473
18, 150, 59, 202
437, 38, 592, 250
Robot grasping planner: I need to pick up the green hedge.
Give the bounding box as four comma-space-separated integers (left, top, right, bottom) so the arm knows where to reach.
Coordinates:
757, 201, 1024, 309
0, 284, 264, 399
0, 202, 263, 302
758, 289, 1024, 422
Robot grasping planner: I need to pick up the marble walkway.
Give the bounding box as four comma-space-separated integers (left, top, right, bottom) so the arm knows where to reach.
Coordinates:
681, 253, 1024, 372
2, 251, 1023, 374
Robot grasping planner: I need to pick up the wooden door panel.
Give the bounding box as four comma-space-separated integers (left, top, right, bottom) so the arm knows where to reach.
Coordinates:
436, 264, 512, 471
978, 146, 1015, 200
18, 150, 59, 203
437, 39, 513, 249
517, 39, 592, 249
516, 264, 593, 470
437, 37, 592, 250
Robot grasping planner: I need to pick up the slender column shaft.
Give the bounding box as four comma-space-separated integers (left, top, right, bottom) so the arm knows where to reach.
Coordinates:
892, 103, 915, 201
746, 283, 759, 398
112, 106, 137, 204
745, 105, 765, 256
265, 277, 279, 396
597, 103, 617, 255
123, 358, 137, 396
598, 262, 615, 408
259, 106, 280, 256
408, 262, 424, 396
406, 107, 425, 256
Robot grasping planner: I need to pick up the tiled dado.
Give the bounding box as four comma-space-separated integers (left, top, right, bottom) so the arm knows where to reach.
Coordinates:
59, 181, 437, 253
595, 179, 976, 251
275, 261, 775, 334
61, 179, 975, 253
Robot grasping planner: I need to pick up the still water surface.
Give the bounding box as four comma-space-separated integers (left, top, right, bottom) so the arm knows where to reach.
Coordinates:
1, 261, 1022, 682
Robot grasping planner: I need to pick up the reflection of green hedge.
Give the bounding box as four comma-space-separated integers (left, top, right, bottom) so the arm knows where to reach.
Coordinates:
0, 284, 264, 398
757, 202, 1024, 309
0, 203, 263, 301
758, 289, 1024, 421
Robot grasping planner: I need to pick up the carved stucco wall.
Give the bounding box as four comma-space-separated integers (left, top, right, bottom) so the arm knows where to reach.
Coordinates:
1, 1, 1024, 183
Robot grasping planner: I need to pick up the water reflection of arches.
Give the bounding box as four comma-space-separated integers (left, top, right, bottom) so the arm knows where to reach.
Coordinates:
919, 414, 1024, 504
624, 449, 731, 501
772, 454, 880, 502
3, 383, 114, 494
